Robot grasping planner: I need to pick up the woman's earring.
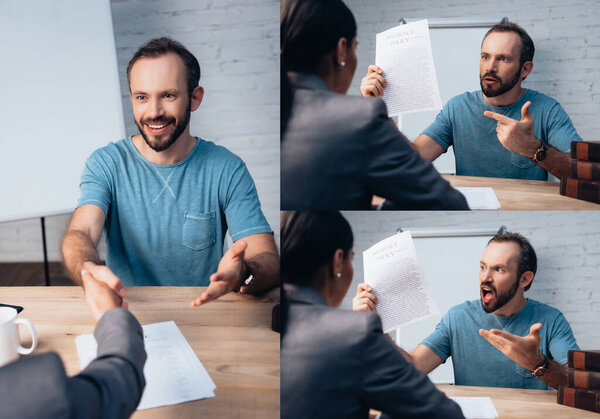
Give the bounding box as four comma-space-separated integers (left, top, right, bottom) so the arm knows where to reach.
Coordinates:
336, 272, 342, 279
339, 61, 346, 68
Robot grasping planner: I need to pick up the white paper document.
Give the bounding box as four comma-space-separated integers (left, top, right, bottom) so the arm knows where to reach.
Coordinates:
375, 20, 442, 117
450, 397, 498, 419
75, 321, 216, 410
363, 231, 438, 333
455, 187, 501, 210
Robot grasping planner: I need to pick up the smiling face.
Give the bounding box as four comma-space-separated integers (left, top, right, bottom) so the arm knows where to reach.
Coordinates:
479, 31, 525, 98
129, 53, 193, 152
479, 241, 523, 313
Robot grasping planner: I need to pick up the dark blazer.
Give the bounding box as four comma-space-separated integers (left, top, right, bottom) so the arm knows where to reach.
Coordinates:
0, 308, 146, 419
282, 284, 464, 419
281, 72, 468, 210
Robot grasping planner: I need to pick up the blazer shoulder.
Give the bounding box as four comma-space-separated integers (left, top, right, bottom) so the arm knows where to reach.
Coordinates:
324, 309, 383, 345
303, 89, 387, 127
332, 94, 387, 121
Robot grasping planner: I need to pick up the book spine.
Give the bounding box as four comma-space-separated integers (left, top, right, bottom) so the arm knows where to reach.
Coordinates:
560, 178, 600, 204
570, 160, 600, 181
571, 141, 600, 162
557, 386, 600, 413
568, 350, 600, 371
568, 368, 600, 390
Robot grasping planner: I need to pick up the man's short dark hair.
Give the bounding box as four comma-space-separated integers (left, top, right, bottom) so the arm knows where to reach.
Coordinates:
483, 21, 535, 68
127, 37, 200, 98
488, 232, 537, 291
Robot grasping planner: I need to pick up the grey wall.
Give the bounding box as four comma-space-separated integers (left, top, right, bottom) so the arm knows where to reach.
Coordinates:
346, 0, 600, 141
0, 0, 279, 262
342, 211, 600, 350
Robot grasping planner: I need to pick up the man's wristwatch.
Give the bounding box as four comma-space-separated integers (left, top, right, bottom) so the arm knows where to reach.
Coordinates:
236, 262, 254, 292
531, 354, 549, 377
532, 142, 547, 163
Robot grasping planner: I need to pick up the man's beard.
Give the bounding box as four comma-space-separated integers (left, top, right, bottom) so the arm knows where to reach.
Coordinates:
481, 276, 520, 313
135, 105, 191, 152
480, 68, 521, 98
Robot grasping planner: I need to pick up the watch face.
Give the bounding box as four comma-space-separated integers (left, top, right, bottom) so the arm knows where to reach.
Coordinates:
533, 367, 547, 377
535, 148, 547, 162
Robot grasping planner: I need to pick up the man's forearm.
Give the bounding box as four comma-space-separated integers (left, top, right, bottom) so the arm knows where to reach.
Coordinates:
539, 360, 568, 389
61, 230, 101, 286
241, 251, 280, 295
536, 144, 570, 179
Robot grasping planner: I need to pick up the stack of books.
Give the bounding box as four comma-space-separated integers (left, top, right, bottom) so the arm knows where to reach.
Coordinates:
557, 349, 600, 413
560, 141, 600, 204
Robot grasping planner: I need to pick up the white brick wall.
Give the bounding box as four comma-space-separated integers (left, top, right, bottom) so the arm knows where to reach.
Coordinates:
0, 0, 279, 261
342, 211, 600, 350
346, 0, 600, 141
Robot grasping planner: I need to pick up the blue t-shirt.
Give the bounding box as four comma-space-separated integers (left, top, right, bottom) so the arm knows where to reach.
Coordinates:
77, 137, 272, 286
421, 299, 579, 390
423, 90, 582, 180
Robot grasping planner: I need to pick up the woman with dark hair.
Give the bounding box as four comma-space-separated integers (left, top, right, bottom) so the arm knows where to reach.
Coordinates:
281, 211, 464, 419
280, 0, 468, 210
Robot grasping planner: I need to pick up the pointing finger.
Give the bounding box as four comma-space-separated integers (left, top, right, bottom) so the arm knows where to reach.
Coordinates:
483, 110, 508, 123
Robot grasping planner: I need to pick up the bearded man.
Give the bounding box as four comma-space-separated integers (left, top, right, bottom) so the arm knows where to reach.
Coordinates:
61, 38, 278, 306
360, 21, 581, 181
353, 232, 578, 389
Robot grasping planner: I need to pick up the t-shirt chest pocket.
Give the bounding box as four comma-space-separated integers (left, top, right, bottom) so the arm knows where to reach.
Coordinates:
182, 211, 216, 250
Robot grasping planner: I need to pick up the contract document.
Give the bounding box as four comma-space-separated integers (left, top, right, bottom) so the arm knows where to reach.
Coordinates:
375, 19, 442, 117
76, 321, 216, 410
455, 187, 501, 209
450, 397, 498, 419
363, 231, 438, 333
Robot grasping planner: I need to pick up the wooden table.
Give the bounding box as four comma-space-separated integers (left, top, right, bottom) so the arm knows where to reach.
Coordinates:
369, 384, 599, 418
2, 286, 280, 418
437, 384, 599, 418
373, 175, 600, 210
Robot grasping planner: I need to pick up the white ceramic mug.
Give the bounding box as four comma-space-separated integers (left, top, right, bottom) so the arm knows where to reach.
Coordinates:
0, 307, 37, 368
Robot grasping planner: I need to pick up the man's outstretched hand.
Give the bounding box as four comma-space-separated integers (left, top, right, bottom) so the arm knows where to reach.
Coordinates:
479, 322, 545, 371
191, 239, 248, 307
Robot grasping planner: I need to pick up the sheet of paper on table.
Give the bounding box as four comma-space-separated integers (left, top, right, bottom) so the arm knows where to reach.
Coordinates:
75, 320, 216, 410
455, 187, 501, 210
375, 19, 442, 117
363, 231, 438, 333
450, 397, 498, 419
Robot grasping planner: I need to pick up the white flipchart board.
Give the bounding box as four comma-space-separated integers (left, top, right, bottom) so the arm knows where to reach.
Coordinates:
398, 18, 505, 174
395, 227, 502, 384
0, 0, 125, 222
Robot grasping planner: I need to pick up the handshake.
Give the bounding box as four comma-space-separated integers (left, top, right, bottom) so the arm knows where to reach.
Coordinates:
79, 239, 252, 322
80, 268, 127, 322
